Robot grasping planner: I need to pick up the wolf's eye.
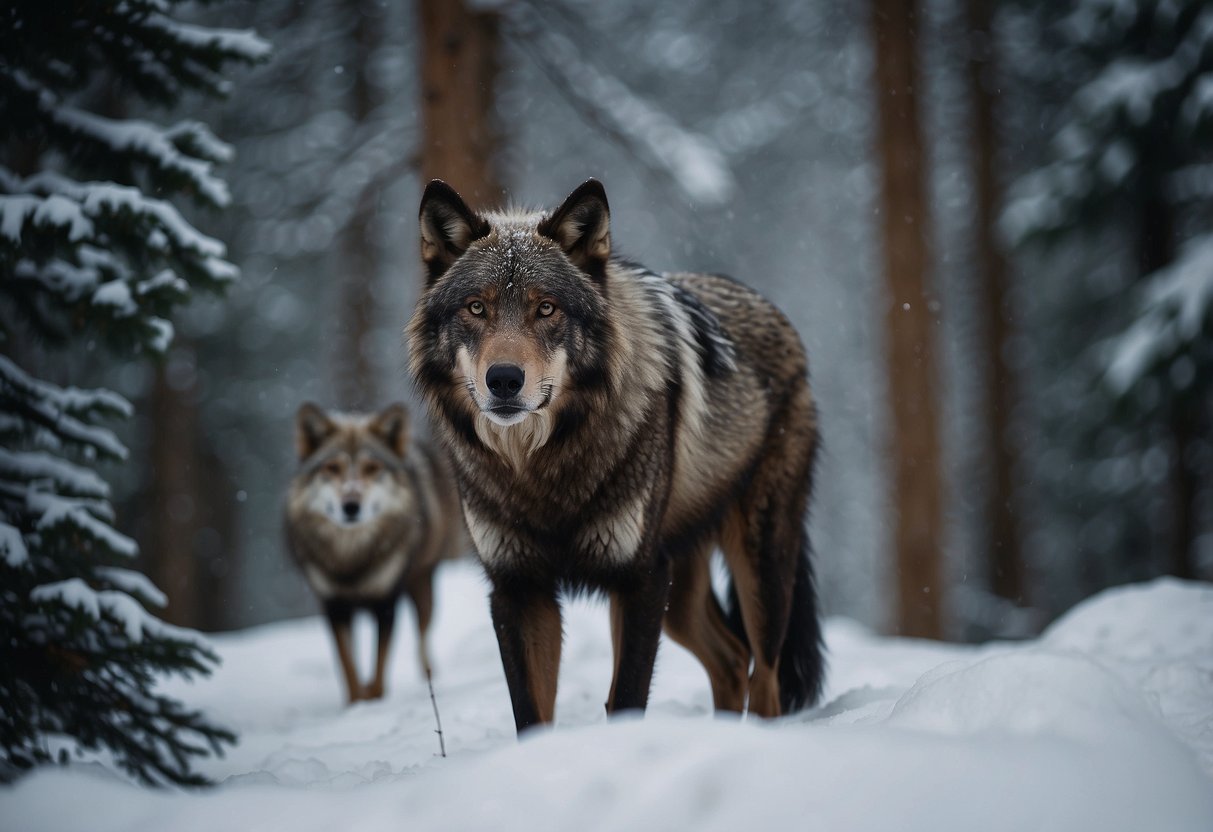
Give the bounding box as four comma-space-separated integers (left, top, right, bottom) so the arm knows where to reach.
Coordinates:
468, 300, 485, 317
538, 301, 556, 317
324, 461, 342, 477
362, 461, 381, 477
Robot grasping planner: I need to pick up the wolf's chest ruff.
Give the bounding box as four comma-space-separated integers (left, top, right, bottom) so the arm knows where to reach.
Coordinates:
462, 490, 649, 572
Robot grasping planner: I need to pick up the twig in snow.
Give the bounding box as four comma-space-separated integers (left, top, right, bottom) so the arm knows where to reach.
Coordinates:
427, 673, 446, 758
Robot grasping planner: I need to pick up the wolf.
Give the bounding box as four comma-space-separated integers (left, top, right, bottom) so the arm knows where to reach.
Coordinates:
407, 179, 825, 732
284, 402, 463, 703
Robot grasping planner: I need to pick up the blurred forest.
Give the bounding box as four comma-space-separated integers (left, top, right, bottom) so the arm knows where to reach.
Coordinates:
75, 0, 1211, 638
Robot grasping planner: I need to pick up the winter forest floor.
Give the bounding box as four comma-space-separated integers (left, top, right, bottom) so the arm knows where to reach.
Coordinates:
4, 561, 1213, 831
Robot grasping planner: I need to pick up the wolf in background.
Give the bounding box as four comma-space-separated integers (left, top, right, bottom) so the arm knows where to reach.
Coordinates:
285, 402, 463, 703
408, 179, 825, 732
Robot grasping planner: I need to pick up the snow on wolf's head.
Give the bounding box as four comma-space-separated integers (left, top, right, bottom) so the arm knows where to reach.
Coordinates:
407, 179, 614, 467
289, 402, 413, 528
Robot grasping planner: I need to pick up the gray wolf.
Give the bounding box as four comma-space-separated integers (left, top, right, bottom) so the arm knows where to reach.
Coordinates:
407, 179, 824, 731
285, 402, 462, 703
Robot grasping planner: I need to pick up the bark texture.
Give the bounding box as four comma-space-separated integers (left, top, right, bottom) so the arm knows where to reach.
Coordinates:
418, 0, 503, 210
870, 0, 945, 637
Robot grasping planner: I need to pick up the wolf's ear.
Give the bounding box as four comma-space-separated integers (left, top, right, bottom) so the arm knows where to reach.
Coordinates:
538, 179, 611, 278
419, 180, 490, 284
369, 403, 410, 458
296, 402, 335, 460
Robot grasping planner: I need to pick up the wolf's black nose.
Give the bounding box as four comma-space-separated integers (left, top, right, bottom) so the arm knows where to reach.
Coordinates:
486, 364, 524, 400
342, 500, 361, 521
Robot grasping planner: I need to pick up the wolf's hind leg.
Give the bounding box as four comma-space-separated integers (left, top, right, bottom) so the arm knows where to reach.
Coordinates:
324, 598, 363, 704
721, 506, 791, 718
663, 546, 749, 712
720, 381, 821, 718
365, 598, 397, 700
490, 584, 562, 733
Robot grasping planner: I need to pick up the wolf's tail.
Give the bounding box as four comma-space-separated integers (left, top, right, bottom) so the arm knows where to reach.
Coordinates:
778, 542, 826, 712
725, 539, 826, 714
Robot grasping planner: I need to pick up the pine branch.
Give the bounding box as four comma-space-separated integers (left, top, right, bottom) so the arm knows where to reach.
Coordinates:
0, 0, 256, 787
3, 70, 233, 207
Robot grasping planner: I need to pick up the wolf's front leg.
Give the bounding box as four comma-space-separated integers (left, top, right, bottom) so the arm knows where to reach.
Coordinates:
323, 598, 363, 704
364, 597, 397, 700
489, 584, 562, 733
605, 557, 672, 714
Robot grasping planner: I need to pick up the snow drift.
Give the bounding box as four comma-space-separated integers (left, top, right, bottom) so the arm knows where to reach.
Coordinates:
3, 564, 1212, 831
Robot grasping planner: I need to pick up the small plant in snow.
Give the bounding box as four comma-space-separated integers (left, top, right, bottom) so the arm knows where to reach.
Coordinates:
0, 1, 269, 785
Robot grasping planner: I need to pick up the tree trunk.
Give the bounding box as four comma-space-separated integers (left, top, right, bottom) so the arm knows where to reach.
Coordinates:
418, 0, 503, 209
334, 0, 387, 410
870, 0, 945, 638
142, 348, 239, 630
145, 355, 202, 628
965, 0, 1024, 604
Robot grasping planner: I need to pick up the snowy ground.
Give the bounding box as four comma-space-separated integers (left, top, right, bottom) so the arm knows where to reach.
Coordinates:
5, 561, 1213, 831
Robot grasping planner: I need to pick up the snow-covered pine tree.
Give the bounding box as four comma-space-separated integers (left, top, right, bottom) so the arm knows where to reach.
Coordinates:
1003, 0, 1213, 581
0, 2, 269, 784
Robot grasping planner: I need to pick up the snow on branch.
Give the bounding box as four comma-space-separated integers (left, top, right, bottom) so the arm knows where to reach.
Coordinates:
2, 170, 238, 284
1000, 127, 1134, 247
146, 317, 175, 354
0, 448, 109, 500
96, 566, 168, 609
1078, 58, 1174, 126
1004, 3, 1213, 247
91, 7, 271, 102
1000, 166, 1078, 247
164, 121, 235, 164
53, 107, 232, 207
92, 280, 138, 317
0, 192, 93, 244
504, 2, 734, 205
0, 522, 28, 568
140, 12, 273, 65
0, 355, 131, 421
1183, 73, 1213, 128
1105, 233, 1213, 393
0, 355, 130, 460
30, 578, 213, 650
12, 257, 105, 304
5, 70, 233, 207
28, 491, 135, 559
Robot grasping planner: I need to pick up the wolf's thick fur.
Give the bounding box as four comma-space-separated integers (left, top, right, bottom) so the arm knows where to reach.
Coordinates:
284, 402, 462, 703
408, 180, 825, 731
